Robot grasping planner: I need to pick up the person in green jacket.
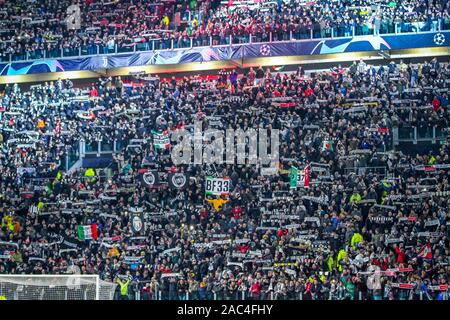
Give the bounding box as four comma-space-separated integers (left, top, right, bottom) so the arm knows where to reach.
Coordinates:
341, 276, 355, 300
189, 0, 197, 10
116, 277, 130, 300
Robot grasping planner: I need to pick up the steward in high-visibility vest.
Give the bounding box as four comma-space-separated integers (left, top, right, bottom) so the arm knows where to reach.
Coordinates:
116, 278, 130, 299
162, 15, 169, 27
351, 232, 364, 249
84, 168, 96, 183
319, 273, 326, 282
336, 249, 347, 272
428, 155, 437, 165
327, 255, 334, 272
349, 192, 361, 204
381, 181, 391, 203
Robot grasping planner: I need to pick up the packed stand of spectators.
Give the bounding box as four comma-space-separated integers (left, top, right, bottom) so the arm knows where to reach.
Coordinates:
0, 58, 449, 300
209, 0, 450, 43
1, 0, 450, 62
0, 0, 218, 61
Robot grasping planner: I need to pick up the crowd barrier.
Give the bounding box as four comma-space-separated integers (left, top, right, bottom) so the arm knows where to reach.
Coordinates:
125, 287, 449, 301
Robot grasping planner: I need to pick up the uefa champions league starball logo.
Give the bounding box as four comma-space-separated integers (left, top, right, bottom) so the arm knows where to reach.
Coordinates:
434, 33, 445, 45
260, 44, 271, 56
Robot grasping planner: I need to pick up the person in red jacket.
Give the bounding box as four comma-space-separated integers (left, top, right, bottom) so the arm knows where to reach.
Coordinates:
231, 206, 242, 219
371, 256, 389, 270
141, 283, 152, 300
273, 89, 282, 97
303, 86, 314, 97
277, 228, 288, 237
89, 86, 98, 97
239, 243, 250, 253
159, 265, 172, 274
304, 281, 313, 300
200, 208, 208, 220
432, 96, 441, 111
393, 243, 406, 264
250, 280, 261, 300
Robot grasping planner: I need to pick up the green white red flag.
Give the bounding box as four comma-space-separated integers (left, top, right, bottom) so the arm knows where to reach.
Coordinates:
77, 224, 98, 240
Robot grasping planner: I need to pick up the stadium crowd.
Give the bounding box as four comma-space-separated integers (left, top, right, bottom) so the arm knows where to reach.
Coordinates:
1, 0, 450, 61
0, 57, 449, 300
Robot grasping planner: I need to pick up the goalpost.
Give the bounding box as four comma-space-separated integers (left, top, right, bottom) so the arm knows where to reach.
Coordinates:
0, 275, 117, 300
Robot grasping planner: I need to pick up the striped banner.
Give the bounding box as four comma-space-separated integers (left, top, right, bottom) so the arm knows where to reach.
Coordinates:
391, 283, 416, 289
429, 285, 449, 291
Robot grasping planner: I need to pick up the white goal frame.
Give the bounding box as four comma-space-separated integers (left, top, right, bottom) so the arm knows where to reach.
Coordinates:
0, 275, 116, 300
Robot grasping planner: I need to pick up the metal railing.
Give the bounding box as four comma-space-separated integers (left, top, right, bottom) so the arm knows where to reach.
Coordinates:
394, 126, 448, 145
1, 19, 448, 64
81, 138, 116, 157
344, 166, 388, 177
131, 287, 449, 300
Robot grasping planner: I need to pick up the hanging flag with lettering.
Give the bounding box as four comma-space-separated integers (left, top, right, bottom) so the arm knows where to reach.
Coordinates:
301, 164, 310, 188
151, 130, 170, 150
291, 165, 310, 189
205, 177, 231, 196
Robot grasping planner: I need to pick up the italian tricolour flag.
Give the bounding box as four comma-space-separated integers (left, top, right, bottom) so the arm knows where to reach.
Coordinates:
152, 130, 171, 150
289, 164, 310, 189
77, 224, 98, 240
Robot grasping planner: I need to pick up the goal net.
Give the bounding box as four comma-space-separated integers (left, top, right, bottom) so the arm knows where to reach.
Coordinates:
0, 275, 117, 300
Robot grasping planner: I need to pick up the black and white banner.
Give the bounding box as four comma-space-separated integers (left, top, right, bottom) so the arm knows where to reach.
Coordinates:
140, 170, 159, 188
168, 173, 188, 189
424, 219, 440, 227
369, 216, 395, 224
131, 212, 145, 235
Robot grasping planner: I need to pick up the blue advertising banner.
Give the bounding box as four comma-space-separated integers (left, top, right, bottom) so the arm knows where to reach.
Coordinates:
0, 32, 448, 76
244, 32, 450, 58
